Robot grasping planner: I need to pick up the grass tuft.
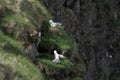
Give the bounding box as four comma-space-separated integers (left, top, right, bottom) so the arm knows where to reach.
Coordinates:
36, 53, 73, 69
0, 49, 44, 80
0, 30, 24, 54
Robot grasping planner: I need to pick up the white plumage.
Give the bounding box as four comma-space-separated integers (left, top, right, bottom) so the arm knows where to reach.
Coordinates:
52, 50, 65, 63
49, 20, 62, 27
38, 32, 41, 37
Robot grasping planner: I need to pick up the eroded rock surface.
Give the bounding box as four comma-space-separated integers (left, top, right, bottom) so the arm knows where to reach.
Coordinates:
41, 0, 120, 80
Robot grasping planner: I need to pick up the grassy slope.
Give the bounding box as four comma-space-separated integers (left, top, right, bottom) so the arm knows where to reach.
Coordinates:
0, 0, 51, 80
0, 49, 44, 80
0, 30, 24, 54
0, 0, 86, 80
37, 24, 86, 80
36, 53, 73, 69
39, 25, 86, 71
0, 0, 51, 40
40, 27, 76, 51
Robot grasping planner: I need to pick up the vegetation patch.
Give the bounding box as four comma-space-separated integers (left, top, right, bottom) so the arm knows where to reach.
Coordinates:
0, 30, 24, 54
0, 49, 44, 80
40, 26, 77, 54
36, 53, 73, 69
0, 0, 85, 80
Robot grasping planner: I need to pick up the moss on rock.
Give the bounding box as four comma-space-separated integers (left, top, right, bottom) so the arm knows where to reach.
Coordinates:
0, 0, 85, 80
0, 0, 51, 79
0, 49, 44, 80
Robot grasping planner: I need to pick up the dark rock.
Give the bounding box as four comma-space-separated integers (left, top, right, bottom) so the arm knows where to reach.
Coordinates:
40, 0, 120, 80
25, 43, 39, 60
25, 30, 40, 60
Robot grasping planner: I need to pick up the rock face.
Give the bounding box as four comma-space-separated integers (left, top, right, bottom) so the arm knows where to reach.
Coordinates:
40, 0, 120, 80
0, 0, 50, 80
0, 0, 82, 80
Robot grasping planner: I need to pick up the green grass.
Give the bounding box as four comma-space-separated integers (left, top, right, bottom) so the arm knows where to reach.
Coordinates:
39, 59, 73, 69
40, 26, 77, 53
2, 14, 33, 27
0, 0, 86, 79
36, 53, 73, 69
0, 49, 44, 80
31, 0, 52, 20
0, 30, 24, 54
37, 52, 86, 72
39, 24, 84, 71
0, 0, 52, 32
71, 77, 83, 80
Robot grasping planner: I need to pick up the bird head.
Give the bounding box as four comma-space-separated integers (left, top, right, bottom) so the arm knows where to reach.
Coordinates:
54, 50, 57, 54
49, 20, 53, 23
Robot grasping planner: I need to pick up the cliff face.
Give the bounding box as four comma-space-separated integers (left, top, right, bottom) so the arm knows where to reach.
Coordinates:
0, 0, 50, 79
0, 0, 84, 80
40, 0, 120, 80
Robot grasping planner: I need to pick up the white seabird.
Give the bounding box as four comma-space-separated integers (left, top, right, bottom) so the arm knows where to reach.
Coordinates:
49, 20, 62, 27
38, 32, 41, 37
52, 50, 65, 63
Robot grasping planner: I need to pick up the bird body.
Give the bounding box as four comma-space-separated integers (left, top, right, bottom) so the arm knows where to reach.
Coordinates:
52, 50, 65, 63
38, 32, 41, 37
49, 20, 62, 27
